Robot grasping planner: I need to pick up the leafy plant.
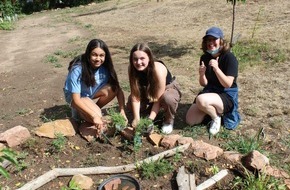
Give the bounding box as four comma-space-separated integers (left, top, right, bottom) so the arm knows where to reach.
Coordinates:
107, 108, 127, 131
209, 164, 220, 175
0, 148, 18, 178
173, 148, 181, 163
233, 167, 286, 190
0, 21, 14, 30
132, 117, 154, 153
61, 179, 81, 190
15, 151, 28, 172
138, 158, 174, 180
135, 117, 154, 135
222, 128, 264, 154
49, 133, 67, 153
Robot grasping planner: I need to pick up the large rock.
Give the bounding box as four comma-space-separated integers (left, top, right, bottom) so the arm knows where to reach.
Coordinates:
35, 118, 77, 138
0, 125, 31, 147
71, 174, 93, 190
78, 122, 98, 142
160, 134, 181, 149
242, 150, 269, 171
191, 140, 223, 160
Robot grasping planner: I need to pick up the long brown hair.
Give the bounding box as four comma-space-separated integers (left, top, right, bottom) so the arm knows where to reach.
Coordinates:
68, 39, 120, 92
128, 43, 159, 101
201, 37, 230, 54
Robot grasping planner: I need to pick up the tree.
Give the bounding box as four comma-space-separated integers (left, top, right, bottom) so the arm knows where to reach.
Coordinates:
227, 0, 246, 47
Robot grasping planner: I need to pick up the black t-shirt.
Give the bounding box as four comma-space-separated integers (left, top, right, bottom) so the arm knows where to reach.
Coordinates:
200, 51, 238, 89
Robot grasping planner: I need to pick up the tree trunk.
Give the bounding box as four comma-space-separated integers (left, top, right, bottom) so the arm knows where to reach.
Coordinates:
230, 0, 236, 48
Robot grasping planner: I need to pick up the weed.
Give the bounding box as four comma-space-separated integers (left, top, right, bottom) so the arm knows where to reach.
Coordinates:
61, 179, 81, 190
182, 125, 207, 139
22, 138, 37, 149
222, 128, 264, 154
0, 148, 18, 178
40, 115, 53, 122
16, 108, 31, 116
138, 158, 174, 180
215, 128, 232, 140
233, 168, 286, 190
68, 36, 81, 43
81, 154, 96, 167
243, 106, 259, 117
0, 21, 14, 30
54, 49, 81, 59
209, 164, 220, 175
120, 82, 130, 92
251, 7, 263, 39
15, 152, 28, 172
232, 41, 287, 71
173, 148, 181, 163
49, 133, 67, 153
45, 54, 58, 63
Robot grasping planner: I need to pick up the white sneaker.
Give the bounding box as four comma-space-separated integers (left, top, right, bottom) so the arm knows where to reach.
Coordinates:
209, 116, 221, 135
161, 124, 173, 134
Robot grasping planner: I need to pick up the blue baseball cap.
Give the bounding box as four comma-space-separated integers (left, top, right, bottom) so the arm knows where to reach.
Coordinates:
203, 27, 224, 39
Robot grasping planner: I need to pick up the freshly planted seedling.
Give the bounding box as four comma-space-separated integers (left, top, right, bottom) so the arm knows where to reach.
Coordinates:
136, 117, 154, 136
107, 108, 127, 132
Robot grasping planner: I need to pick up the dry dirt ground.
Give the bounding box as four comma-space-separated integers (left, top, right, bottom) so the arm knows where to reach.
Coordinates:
0, 0, 289, 189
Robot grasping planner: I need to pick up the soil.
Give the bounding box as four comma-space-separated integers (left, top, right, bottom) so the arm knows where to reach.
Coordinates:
0, 0, 289, 189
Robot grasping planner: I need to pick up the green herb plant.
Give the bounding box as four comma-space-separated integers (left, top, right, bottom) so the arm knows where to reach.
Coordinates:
49, 133, 67, 154
107, 108, 127, 132
138, 158, 174, 180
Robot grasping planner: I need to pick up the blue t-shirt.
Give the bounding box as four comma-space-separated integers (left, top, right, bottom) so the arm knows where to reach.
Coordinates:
64, 61, 109, 103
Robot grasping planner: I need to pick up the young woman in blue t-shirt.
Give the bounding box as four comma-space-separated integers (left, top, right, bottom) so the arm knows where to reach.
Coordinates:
64, 39, 127, 132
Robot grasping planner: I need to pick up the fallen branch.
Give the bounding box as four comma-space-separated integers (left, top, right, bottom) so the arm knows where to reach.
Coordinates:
196, 169, 229, 190
17, 143, 190, 190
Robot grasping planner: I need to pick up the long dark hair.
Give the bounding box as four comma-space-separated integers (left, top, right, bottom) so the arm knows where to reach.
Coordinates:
128, 43, 159, 101
68, 39, 120, 92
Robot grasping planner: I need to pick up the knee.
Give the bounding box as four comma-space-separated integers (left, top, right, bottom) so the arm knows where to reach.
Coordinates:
102, 85, 117, 98
195, 96, 207, 109
160, 92, 178, 105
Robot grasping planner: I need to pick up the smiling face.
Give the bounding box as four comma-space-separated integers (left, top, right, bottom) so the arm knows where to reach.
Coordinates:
206, 36, 221, 51
132, 50, 150, 71
89, 47, 105, 69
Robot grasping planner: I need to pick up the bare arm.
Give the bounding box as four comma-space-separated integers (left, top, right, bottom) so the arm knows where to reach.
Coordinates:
199, 61, 208, 87
71, 93, 103, 125
131, 96, 141, 128
116, 87, 128, 122
148, 62, 167, 120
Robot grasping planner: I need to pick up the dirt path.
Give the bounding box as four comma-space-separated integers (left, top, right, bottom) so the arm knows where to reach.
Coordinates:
0, 12, 88, 130
0, 1, 290, 189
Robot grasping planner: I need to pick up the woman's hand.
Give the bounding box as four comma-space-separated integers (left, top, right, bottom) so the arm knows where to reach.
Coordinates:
131, 118, 139, 128
120, 110, 128, 125
92, 115, 105, 132
209, 57, 219, 71
199, 61, 206, 75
